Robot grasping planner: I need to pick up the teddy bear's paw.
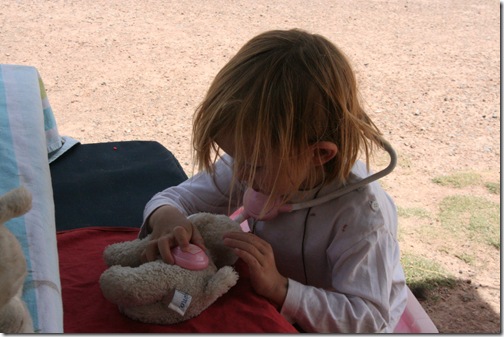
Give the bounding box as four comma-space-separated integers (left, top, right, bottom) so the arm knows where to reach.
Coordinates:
0, 187, 32, 224
204, 266, 239, 301
103, 236, 151, 267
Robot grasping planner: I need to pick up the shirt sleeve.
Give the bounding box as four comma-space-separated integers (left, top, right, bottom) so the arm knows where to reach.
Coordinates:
280, 216, 406, 333
138, 155, 243, 238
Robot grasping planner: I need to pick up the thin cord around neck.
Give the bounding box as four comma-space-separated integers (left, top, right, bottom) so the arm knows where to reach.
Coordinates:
301, 185, 323, 285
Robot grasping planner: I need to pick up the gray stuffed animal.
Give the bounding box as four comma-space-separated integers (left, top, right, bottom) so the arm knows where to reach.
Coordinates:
0, 187, 34, 333
99, 212, 242, 325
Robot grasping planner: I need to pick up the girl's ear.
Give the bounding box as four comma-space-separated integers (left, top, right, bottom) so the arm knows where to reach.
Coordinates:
311, 141, 338, 166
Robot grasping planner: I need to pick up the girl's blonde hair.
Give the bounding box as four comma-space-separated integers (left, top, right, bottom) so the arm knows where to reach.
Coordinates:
192, 29, 383, 201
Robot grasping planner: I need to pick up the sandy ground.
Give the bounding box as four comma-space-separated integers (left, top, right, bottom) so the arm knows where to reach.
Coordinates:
1, 0, 500, 333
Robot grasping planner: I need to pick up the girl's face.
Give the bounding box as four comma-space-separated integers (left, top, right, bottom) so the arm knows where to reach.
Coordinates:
216, 135, 316, 199
237, 154, 311, 197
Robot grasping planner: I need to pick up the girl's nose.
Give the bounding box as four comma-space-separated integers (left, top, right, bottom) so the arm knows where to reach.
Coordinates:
236, 166, 247, 181
236, 163, 254, 181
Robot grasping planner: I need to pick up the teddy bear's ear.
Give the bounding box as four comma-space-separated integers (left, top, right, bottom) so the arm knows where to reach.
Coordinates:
0, 187, 32, 225
103, 236, 151, 267
188, 213, 241, 268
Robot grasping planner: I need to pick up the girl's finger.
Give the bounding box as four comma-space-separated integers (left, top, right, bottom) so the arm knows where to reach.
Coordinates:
142, 239, 160, 262
172, 226, 191, 250
224, 231, 269, 255
223, 236, 263, 262
157, 235, 175, 264
233, 247, 262, 269
190, 225, 207, 251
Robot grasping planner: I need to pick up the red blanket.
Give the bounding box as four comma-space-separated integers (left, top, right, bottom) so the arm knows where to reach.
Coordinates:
57, 227, 298, 333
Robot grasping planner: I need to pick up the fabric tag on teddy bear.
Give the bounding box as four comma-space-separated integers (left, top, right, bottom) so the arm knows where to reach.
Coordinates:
168, 290, 192, 316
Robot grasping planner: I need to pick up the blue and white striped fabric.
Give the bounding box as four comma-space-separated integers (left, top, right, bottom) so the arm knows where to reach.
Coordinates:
0, 64, 65, 333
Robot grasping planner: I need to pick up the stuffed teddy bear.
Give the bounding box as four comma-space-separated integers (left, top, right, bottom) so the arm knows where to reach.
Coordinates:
99, 212, 242, 325
0, 186, 34, 333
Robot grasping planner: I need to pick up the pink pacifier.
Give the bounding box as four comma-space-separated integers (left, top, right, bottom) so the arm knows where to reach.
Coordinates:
242, 188, 292, 220
171, 244, 209, 270
231, 188, 292, 225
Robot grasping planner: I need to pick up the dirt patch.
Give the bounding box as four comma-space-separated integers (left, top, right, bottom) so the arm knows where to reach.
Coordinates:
1, 0, 500, 333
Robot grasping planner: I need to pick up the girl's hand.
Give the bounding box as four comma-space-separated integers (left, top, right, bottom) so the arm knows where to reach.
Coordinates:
141, 205, 206, 264
222, 231, 288, 307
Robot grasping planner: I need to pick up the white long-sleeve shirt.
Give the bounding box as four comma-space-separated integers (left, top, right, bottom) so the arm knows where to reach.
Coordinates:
140, 155, 407, 333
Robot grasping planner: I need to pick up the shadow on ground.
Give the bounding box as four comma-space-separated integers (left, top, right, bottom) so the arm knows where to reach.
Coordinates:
411, 278, 501, 333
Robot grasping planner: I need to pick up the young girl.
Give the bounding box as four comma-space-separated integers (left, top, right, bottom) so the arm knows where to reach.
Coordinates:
139, 29, 407, 333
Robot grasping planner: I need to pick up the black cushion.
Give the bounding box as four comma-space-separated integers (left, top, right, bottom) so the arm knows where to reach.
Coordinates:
50, 141, 188, 231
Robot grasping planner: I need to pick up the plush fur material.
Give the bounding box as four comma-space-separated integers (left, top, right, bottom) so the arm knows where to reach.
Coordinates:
0, 187, 34, 333
99, 212, 242, 325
